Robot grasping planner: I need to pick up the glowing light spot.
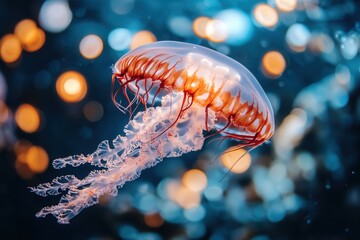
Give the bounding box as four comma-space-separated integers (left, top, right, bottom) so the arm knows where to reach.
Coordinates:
56, 71, 87, 102
83, 101, 104, 122
14, 19, 46, 52
341, 36, 358, 60
144, 213, 164, 228
286, 24, 311, 52
108, 28, 132, 51
15, 104, 40, 133
39, 0, 72, 33
262, 51, 286, 78
215, 9, 253, 46
0, 34, 22, 63
253, 4, 279, 28
193, 16, 211, 39
64, 78, 81, 94
275, 0, 297, 12
167, 181, 201, 209
79, 34, 103, 59
220, 146, 251, 173
184, 205, 206, 222
168, 16, 193, 38
26, 146, 49, 173
182, 169, 207, 192
273, 108, 307, 156
15, 19, 37, 36
205, 19, 228, 43
130, 30, 156, 50
308, 33, 334, 54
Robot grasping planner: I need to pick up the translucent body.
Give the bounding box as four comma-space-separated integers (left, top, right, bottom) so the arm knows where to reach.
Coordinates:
113, 41, 274, 147
31, 41, 274, 223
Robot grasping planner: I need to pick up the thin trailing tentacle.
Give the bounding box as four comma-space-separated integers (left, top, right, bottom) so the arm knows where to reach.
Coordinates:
219, 146, 256, 182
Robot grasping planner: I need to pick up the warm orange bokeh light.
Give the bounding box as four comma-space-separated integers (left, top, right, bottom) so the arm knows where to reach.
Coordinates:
275, 0, 297, 12
262, 51, 286, 78
193, 16, 211, 38
15, 104, 41, 133
220, 146, 252, 174
14, 19, 45, 52
56, 71, 88, 102
0, 34, 22, 63
253, 4, 279, 28
14, 19, 37, 38
79, 34, 103, 59
144, 213, 164, 228
22, 28, 46, 52
167, 181, 201, 209
130, 30, 156, 50
205, 19, 228, 43
182, 169, 207, 192
26, 145, 49, 173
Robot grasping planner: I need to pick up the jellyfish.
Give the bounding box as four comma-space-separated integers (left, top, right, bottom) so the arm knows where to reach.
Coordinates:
31, 41, 274, 224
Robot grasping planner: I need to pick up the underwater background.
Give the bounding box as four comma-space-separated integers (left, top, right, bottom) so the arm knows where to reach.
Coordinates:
0, 0, 360, 239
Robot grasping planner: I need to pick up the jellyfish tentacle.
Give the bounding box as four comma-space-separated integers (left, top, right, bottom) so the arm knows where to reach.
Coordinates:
30, 175, 80, 197
111, 74, 127, 114
150, 91, 188, 141
33, 93, 217, 224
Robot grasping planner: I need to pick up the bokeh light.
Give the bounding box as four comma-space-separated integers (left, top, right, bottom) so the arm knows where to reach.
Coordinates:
144, 213, 164, 228
182, 169, 207, 192
26, 145, 49, 173
193, 16, 211, 39
167, 181, 201, 209
130, 30, 156, 50
275, 0, 297, 12
308, 33, 334, 54
261, 51, 286, 78
15, 104, 40, 133
215, 9, 253, 45
83, 101, 104, 122
0, 34, 22, 63
273, 108, 308, 156
39, 0, 72, 33
286, 24, 311, 52
220, 147, 252, 174
14, 19, 46, 52
56, 71, 87, 102
205, 19, 228, 43
108, 28, 132, 51
168, 16, 193, 38
253, 4, 279, 28
79, 34, 103, 59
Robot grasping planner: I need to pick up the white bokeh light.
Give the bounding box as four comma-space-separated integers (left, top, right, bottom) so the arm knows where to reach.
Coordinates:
108, 28, 132, 51
39, 0, 73, 33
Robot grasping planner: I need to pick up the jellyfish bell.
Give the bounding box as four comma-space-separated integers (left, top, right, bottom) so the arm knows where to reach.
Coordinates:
113, 41, 274, 147
31, 41, 274, 224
